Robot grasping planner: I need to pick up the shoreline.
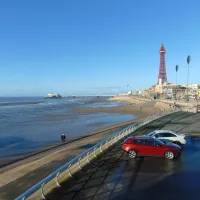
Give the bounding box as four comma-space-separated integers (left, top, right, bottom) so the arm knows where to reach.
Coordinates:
0, 119, 143, 188
0, 117, 139, 170
0, 96, 160, 170
0, 96, 164, 190
0, 97, 152, 164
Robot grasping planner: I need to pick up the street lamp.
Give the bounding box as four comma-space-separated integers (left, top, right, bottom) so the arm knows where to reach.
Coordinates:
175, 65, 179, 100
187, 55, 191, 100
175, 65, 179, 86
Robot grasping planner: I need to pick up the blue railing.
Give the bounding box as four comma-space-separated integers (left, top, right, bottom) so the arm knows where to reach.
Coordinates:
15, 110, 177, 200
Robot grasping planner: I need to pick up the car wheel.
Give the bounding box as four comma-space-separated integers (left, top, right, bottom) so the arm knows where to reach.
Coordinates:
165, 151, 174, 160
128, 150, 137, 159
173, 141, 181, 146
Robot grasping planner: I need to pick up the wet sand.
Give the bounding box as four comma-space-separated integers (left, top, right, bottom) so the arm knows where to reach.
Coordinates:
0, 97, 166, 193
72, 96, 163, 117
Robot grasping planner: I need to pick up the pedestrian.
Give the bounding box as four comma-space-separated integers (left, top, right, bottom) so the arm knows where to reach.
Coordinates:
61, 134, 66, 142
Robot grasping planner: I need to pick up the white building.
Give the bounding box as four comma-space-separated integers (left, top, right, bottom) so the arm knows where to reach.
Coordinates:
155, 78, 176, 94
181, 84, 200, 96
182, 84, 200, 90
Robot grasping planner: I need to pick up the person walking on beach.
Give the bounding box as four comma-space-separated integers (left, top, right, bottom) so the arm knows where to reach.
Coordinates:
61, 134, 66, 142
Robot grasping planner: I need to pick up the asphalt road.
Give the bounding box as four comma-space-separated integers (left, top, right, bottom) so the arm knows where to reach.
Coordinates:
47, 111, 200, 200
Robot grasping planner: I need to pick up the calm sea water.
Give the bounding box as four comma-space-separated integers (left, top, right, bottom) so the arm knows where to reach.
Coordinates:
0, 97, 136, 160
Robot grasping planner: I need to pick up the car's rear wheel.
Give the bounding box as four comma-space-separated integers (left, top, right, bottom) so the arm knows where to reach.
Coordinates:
165, 151, 174, 160
128, 150, 137, 159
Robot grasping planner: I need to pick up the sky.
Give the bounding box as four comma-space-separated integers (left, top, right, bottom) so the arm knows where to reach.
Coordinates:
0, 0, 200, 96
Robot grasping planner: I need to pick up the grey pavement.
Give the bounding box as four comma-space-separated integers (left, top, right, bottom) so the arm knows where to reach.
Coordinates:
46, 112, 200, 200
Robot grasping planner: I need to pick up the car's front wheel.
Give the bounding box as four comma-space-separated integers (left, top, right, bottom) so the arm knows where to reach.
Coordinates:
128, 150, 137, 159
165, 151, 174, 160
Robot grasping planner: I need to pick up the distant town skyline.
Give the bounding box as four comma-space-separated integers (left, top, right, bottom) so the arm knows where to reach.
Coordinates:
0, 0, 200, 96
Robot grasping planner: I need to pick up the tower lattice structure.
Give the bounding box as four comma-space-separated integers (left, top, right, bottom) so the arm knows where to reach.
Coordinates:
158, 43, 167, 84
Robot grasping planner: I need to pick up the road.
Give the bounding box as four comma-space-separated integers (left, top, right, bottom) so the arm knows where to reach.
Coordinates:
47, 111, 200, 200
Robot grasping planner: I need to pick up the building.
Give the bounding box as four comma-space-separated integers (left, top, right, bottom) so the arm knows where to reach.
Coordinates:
182, 84, 200, 96
127, 91, 133, 95
44, 93, 62, 98
182, 84, 200, 90
135, 43, 200, 100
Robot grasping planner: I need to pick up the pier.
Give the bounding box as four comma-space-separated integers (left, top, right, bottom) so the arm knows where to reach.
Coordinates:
63, 95, 115, 99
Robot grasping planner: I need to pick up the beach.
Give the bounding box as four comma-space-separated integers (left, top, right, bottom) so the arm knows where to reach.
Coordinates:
0, 96, 168, 197
72, 96, 167, 118
0, 96, 167, 171
0, 97, 135, 160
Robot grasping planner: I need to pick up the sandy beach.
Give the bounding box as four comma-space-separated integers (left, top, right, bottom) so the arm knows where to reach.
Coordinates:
72, 96, 168, 120
1, 96, 166, 171
0, 96, 169, 196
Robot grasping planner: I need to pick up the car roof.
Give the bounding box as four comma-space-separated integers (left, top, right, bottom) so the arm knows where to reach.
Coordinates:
150, 130, 174, 134
129, 136, 151, 140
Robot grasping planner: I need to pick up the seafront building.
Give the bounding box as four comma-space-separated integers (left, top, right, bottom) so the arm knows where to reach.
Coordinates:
131, 43, 200, 99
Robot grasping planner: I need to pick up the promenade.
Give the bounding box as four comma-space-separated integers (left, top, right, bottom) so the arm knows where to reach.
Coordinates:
0, 98, 160, 200
0, 120, 142, 200
46, 111, 200, 200
1, 99, 199, 199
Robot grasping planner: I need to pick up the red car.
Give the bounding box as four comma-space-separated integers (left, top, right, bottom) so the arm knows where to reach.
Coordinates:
123, 136, 181, 160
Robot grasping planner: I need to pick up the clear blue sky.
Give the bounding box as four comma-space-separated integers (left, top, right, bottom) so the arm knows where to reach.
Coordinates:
0, 0, 200, 96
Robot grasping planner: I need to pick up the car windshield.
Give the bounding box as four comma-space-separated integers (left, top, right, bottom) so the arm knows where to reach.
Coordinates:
154, 138, 165, 145
147, 132, 155, 136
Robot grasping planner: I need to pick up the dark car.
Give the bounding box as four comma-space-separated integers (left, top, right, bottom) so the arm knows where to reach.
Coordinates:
123, 136, 181, 160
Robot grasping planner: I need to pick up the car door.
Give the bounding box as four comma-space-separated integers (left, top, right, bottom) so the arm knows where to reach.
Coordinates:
154, 140, 165, 156
142, 139, 157, 156
133, 139, 146, 155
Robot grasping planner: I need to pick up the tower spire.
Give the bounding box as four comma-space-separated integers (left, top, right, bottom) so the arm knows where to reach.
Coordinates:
158, 43, 167, 84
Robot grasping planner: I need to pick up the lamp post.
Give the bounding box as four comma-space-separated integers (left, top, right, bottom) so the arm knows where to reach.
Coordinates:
175, 65, 179, 86
187, 55, 191, 100
175, 65, 179, 100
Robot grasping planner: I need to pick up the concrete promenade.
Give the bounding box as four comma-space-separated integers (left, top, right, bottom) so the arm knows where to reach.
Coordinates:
0, 121, 138, 200
46, 111, 200, 200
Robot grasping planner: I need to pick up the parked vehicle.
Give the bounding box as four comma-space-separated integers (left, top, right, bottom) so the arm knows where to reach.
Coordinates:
146, 130, 186, 146
123, 136, 181, 160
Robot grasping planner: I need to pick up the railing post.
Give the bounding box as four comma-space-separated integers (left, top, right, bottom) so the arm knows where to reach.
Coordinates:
78, 157, 82, 170
106, 140, 109, 149
94, 147, 97, 157
87, 152, 90, 163
56, 172, 61, 187
41, 182, 46, 200
110, 137, 113, 144
68, 164, 73, 177
100, 143, 103, 153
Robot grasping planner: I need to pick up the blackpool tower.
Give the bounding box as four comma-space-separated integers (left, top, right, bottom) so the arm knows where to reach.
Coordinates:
158, 43, 167, 84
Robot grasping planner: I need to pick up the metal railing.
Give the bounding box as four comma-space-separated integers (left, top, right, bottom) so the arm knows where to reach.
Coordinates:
15, 109, 178, 200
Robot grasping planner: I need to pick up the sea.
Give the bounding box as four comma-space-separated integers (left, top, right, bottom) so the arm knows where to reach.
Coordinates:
0, 97, 136, 160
